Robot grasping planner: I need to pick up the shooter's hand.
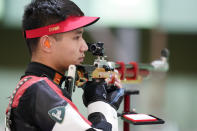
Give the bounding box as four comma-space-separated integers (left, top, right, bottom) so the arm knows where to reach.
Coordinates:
105, 72, 124, 110
105, 71, 122, 92
82, 72, 124, 110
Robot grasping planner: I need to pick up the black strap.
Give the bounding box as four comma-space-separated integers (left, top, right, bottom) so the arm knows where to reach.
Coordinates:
88, 112, 112, 131
86, 128, 97, 131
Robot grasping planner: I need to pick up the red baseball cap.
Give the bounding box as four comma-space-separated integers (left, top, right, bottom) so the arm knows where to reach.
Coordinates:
25, 16, 100, 39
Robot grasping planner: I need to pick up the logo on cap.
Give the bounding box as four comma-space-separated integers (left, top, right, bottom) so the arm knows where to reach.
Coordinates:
49, 26, 60, 32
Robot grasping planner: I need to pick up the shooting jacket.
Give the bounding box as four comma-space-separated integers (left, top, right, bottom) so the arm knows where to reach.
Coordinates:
5, 62, 116, 131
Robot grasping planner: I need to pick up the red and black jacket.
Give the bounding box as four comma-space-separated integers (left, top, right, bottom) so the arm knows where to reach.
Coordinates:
6, 62, 111, 131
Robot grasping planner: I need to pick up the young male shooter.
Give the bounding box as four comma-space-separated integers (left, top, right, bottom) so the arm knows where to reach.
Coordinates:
5, 0, 124, 131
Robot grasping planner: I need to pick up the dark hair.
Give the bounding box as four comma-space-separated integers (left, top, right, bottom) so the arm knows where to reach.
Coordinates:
22, 0, 84, 56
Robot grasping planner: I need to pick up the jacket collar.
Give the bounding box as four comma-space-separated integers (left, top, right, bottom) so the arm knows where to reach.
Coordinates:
24, 62, 66, 86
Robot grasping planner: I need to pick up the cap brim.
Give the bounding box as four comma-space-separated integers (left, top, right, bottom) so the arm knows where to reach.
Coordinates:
25, 16, 100, 39
65, 16, 100, 30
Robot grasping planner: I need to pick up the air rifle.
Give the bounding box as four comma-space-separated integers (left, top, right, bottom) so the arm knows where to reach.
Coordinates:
65, 42, 169, 130
66, 42, 169, 89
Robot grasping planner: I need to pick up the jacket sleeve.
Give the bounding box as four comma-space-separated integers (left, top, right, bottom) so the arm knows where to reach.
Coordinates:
29, 80, 110, 131
87, 101, 118, 131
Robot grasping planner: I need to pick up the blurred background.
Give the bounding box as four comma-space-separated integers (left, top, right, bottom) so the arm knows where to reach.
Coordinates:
0, 0, 197, 131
